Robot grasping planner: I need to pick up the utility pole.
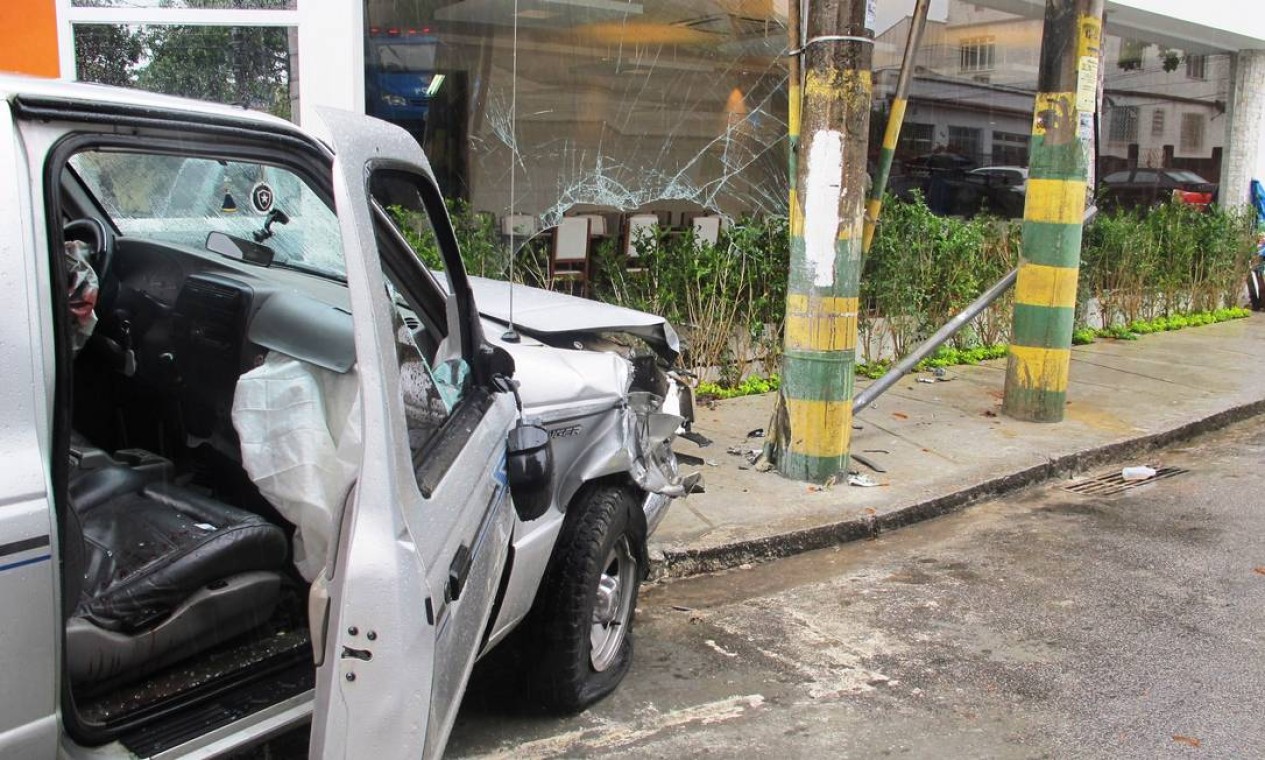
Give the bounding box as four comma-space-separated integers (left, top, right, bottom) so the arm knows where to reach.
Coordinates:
1002, 0, 1104, 422
862, 0, 931, 256
775, 0, 874, 483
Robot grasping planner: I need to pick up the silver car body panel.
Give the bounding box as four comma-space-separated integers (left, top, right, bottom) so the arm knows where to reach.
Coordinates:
469, 276, 681, 360
477, 323, 689, 647
0, 99, 65, 760
310, 105, 517, 760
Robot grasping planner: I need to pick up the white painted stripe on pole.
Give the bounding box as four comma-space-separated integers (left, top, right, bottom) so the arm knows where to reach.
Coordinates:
804, 129, 844, 288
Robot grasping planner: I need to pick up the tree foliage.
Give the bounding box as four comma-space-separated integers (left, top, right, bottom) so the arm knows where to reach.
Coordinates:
136, 25, 291, 118
74, 25, 144, 87
72, 0, 293, 119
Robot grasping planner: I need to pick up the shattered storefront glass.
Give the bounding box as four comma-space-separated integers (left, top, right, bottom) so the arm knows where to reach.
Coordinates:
366, 0, 793, 226
365, 0, 1231, 227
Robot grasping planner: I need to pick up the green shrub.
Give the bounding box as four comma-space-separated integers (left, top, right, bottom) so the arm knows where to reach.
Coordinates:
393, 194, 1256, 392
1079, 201, 1255, 327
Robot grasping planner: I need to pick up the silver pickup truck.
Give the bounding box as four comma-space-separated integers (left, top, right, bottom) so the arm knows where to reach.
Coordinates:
0, 74, 693, 759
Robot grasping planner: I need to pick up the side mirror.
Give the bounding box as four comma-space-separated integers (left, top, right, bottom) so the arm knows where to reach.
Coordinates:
506, 423, 553, 521
479, 343, 516, 379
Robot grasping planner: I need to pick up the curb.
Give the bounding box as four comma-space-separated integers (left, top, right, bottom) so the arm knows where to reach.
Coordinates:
648, 396, 1265, 581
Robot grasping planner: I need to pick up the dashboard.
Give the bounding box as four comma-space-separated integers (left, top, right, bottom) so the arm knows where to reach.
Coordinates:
100, 237, 359, 437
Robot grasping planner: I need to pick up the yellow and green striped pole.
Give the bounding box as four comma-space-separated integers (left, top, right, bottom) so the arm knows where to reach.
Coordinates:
763, 0, 802, 464
787, 0, 802, 191
1003, 0, 1104, 422
777, 0, 873, 482
862, 0, 931, 255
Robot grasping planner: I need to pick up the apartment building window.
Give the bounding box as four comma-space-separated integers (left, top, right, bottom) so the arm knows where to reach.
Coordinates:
1181, 113, 1205, 151
1151, 109, 1166, 138
1186, 54, 1207, 80
1109, 106, 1139, 143
898, 122, 935, 158
991, 131, 1029, 166
959, 37, 996, 73
948, 125, 983, 163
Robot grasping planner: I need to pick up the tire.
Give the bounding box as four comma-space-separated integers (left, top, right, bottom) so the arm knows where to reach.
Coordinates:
527, 484, 640, 713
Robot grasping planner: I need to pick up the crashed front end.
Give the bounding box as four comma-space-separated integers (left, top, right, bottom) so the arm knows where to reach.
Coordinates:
471, 277, 699, 533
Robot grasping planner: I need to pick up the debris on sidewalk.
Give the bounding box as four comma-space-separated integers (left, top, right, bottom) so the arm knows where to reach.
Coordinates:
676, 451, 706, 466
746, 427, 765, 438
916, 377, 935, 384
848, 473, 881, 488
1121, 465, 1157, 481
806, 474, 838, 493
680, 430, 713, 448
726, 445, 765, 467
851, 453, 887, 473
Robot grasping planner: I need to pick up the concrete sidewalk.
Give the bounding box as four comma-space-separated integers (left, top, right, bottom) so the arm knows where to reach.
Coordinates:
650, 314, 1265, 578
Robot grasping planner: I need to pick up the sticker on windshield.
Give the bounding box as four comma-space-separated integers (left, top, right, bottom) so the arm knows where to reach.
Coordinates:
251, 182, 275, 214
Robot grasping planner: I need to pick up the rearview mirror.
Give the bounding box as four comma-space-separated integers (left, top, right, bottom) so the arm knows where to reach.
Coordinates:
206, 231, 275, 266
506, 423, 553, 521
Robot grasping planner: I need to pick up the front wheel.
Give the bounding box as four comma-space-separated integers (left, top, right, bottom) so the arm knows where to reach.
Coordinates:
528, 485, 641, 712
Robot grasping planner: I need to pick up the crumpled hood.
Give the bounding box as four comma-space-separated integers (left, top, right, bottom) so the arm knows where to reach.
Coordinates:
482, 318, 630, 421
469, 276, 680, 362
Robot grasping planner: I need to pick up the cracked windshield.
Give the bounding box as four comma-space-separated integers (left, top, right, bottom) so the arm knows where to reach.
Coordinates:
71, 152, 346, 280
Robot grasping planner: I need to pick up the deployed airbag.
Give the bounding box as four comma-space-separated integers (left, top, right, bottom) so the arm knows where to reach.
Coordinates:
232, 352, 362, 581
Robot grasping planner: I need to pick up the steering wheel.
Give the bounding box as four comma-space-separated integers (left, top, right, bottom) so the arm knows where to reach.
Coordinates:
63, 218, 114, 283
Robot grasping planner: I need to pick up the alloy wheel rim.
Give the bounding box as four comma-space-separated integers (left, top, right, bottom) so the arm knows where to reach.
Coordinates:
590, 536, 635, 672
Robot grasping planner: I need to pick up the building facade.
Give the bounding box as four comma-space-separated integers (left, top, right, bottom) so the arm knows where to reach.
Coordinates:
3, 0, 1264, 228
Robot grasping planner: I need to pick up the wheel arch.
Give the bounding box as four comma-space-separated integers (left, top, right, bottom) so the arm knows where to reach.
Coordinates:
561, 475, 650, 582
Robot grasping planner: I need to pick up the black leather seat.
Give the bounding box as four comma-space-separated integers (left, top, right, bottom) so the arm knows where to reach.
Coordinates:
65, 463, 289, 686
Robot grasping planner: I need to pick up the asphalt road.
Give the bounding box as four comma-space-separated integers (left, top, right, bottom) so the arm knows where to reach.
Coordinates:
447, 420, 1265, 759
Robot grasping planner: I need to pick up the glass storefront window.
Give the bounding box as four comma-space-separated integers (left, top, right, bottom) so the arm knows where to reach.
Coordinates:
357, 0, 1217, 230
73, 23, 296, 120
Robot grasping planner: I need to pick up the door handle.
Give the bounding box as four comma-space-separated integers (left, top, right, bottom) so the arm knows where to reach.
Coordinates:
446, 543, 472, 603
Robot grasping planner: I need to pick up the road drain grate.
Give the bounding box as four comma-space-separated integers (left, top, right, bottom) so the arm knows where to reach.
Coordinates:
1062, 467, 1189, 497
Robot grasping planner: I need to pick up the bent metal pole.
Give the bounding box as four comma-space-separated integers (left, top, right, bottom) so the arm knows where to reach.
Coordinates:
861, 0, 931, 256
1003, 0, 1105, 422
852, 268, 1018, 413
776, 0, 874, 483
852, 205, 1095, 415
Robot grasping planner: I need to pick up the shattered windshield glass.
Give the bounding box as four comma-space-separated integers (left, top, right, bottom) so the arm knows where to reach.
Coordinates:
70, 151, 346, 279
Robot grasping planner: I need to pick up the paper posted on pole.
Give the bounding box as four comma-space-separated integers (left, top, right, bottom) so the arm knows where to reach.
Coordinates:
1076, 55, 1099, 114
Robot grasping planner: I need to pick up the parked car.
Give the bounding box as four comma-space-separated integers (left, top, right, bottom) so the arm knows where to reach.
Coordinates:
891, 157, 1025, 219
901, 151, 978, 175
1098, 168, 1218, 210
0, 74, 693, 759
969, 165, 1028, 194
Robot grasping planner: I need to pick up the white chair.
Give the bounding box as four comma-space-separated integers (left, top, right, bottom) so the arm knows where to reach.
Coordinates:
574, 213, 608, 237
624, 214, 660, 272
550, 216, 591, 293
692, 215, 723, 249
501, 213, 537, 239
